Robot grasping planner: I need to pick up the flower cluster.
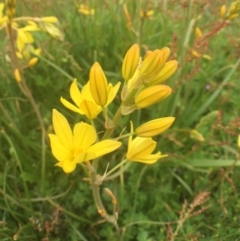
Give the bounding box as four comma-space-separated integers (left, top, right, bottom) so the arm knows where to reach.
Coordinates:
49, 44, 178, 173
220, 1, 240, 20
0, 1, 63, 82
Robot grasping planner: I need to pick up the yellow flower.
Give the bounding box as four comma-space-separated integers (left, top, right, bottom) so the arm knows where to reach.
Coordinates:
49, 109, 122, 173
40, 22, 64, 41
140, 10, 154, 19
238, 135, 240, 148
126, 122, 167, 164
16, 29, 34, 52
61, 79, 101, 119
122, 44, 140, 82
136, 117, 175, 137
78, 4, 95, 15
135, 85, 172, 108
61, 79, 120, 119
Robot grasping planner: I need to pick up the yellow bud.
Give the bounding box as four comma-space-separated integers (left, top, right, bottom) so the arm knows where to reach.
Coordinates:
143, 50, 152, 60
159, 47, 170, 63
122, 44, 140, 82
89, 62, 108, 106
195, 27, 203, 38
238, 135, 240, 148
220, 5, 227, 18
41, 16, 59, 23
14, 69, 21, 83
16, 51, 23, 59
230, 2, 238, 13
228, 13, 239, 20
191, 50, 201, 58
136, 117, 175, 137
190, 129, 204, 142
27, 57, 38, 67
148, 60, 178, 86
139, 49, 162, 80
135, 85, 172, 108
202, 54, 212, 60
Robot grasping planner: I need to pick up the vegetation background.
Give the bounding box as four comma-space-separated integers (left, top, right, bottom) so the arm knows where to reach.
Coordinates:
0, 0, 240, 240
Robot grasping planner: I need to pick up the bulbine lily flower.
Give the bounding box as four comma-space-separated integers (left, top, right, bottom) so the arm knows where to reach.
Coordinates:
61, 74, 120, 119
61, 79, 102, 119
49, 109, 122, 173
126, 122, 167, 164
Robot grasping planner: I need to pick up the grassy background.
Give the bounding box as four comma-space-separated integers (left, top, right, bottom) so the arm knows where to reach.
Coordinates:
0, 0, 240, 240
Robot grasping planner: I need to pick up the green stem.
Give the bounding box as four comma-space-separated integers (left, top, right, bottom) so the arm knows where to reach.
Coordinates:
106, 159, 128, 177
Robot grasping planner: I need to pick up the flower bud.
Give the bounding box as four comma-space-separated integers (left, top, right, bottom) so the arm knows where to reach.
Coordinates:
135, 85, 172, 108
139, 49, 162, 80
159, 47, 170, 64
195, 27, 202, 38
27, 57, 38, 67
147, 60, 178, 86
89, 62, 108, 106
14, 68, 21, 83
220, 5, 227, 18
136, 117, 175, 137
122, 44, 140, 82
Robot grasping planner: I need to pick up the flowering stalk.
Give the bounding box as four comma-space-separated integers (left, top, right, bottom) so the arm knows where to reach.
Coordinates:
6, 12, 47, 195
49, 43, 178, 236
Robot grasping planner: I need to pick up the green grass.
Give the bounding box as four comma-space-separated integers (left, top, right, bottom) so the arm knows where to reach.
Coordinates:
0, 0, 240, 240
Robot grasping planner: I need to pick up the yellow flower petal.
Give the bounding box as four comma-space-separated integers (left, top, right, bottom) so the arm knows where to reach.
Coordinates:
87, 140, 122, 158
61, 160, 77, 173
16, 35, 25, 52
106, 82, 121, 106
80, 100, 101, 119
49, 134, 72, 161
73, 122, 97, 150
41, 16, 59, 23
128, 137, 156, 158
52, 109, 73, 150
70, 79, 82, 106
131, 153, 167, 164
74, 151, 96, 163
60, 97, 84, 114
0, 3, 4, 18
